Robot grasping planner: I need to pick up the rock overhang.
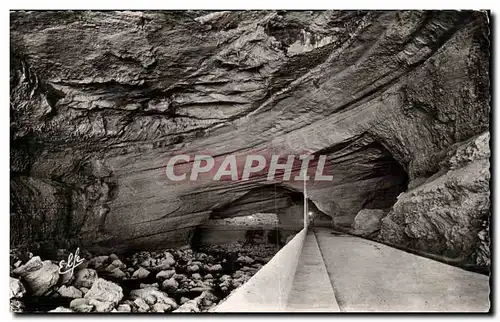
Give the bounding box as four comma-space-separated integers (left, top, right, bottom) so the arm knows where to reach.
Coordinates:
10, 10, 490, 258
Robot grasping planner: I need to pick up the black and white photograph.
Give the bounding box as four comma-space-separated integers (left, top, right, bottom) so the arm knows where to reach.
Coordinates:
8, 5, 493, 315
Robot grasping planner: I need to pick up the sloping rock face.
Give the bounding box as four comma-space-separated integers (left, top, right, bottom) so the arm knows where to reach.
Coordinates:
10, 11, 490, 265
379, 132, 490, 266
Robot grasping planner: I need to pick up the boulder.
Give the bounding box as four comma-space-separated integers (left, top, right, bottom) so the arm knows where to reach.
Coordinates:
132, 267, 150, 279
200, 290, 218, 305
173, 297, 201, 313
108, 268, 127, 279
9, 277, 26, 299
196, 253, 208, 261
191, 286, 212, 292
88, 256, 109, 270
236, 256, 254, 265
70, 298, 94, 312
89, 299, 115, 312
162, 278, 179, 293
208, 264, 223, 273
105, 259, 126, 272
173, 273, 188, 281
84, 278, 123, 304
219, 275, 232, 292
112, 259, 126, 269
49, 306, 73, 312
156, 269, 176, 281
12, 256, 59, 296
129, 287, 178, 309
116, 303, 131, 312
144, 294, 157, 305
140, 259, 154, 268
108, 254, 120, 262
10, 299, 24, 312
152, 303, 173, 312
155, 252, 176, 269
353, 209, 387, 235
73, 269, 98, 288
186, 264, 199, 273
58, 285, 83, 298
133, 298, 150, 312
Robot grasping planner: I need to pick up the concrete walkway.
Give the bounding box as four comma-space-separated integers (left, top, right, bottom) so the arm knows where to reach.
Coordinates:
286, 231, 340, 312
314, 228, 490, 312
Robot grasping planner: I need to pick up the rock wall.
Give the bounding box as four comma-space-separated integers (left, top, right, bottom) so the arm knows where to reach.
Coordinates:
10, 10, 490, 266
379, 132, 491, 266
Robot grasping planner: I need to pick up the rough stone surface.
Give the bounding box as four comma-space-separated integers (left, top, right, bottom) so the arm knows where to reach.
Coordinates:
12, 256, 60, 296
173, 298, 201, 313
117, 303, 132, 312
10, 277, 26, 299
84, 278, 123, 304
236, 256, 254, 265
155, 253, 176, 269
49, 306, 74, 312
89, 299, 115, 312
10, 299, 25, 312
88, 256, 109, 270
152, 302, 173, 312
352, 209, 387, 236
379, 132, 491, 264
58, 285, 83, 298
132, 267, 150, 279
10, 11, 490, 267
130, 287, 178, 309
156, 269, 176, 281
108, 267, 127, 279
69, 298, 94, 312
73, 269, 98, 289
208, 264, 223, 273
134, 297, 150, 312
161, 278, 179, 294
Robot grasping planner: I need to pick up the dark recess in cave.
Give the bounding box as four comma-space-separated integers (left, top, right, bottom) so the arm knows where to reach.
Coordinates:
361, 141, 409, 210
209, 185, 305, 220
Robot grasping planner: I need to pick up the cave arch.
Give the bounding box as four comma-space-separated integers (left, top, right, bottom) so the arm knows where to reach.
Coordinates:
310, 137, 410, 228
210, 184, 321, 227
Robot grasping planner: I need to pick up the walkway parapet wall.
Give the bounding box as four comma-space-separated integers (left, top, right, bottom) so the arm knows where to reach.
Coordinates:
213, 227, 308, 312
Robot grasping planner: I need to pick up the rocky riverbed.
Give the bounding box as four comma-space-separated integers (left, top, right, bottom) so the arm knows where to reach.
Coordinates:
10, 242, 280, 313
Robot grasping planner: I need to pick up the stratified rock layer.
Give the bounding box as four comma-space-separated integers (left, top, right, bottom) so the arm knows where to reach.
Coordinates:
10, 11, 490, 266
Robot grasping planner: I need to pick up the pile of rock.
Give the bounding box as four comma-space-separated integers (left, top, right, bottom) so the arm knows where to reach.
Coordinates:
9, 242, 278, 313
200, 242, 278, 263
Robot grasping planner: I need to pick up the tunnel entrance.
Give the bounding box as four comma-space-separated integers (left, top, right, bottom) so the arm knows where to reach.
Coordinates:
209, 185, 303, 221
192, 185, 321, 249
312, 137, 410, 228
359, 141, 409, 210
209, 185, 325, 226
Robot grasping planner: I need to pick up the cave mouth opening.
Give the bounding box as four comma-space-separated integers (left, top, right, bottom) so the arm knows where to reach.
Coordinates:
312, 138, 410, 229
209, 185, 306, 222
191, 185, 319, 250
207, 184, 328, 226
359, 141, 409, 211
